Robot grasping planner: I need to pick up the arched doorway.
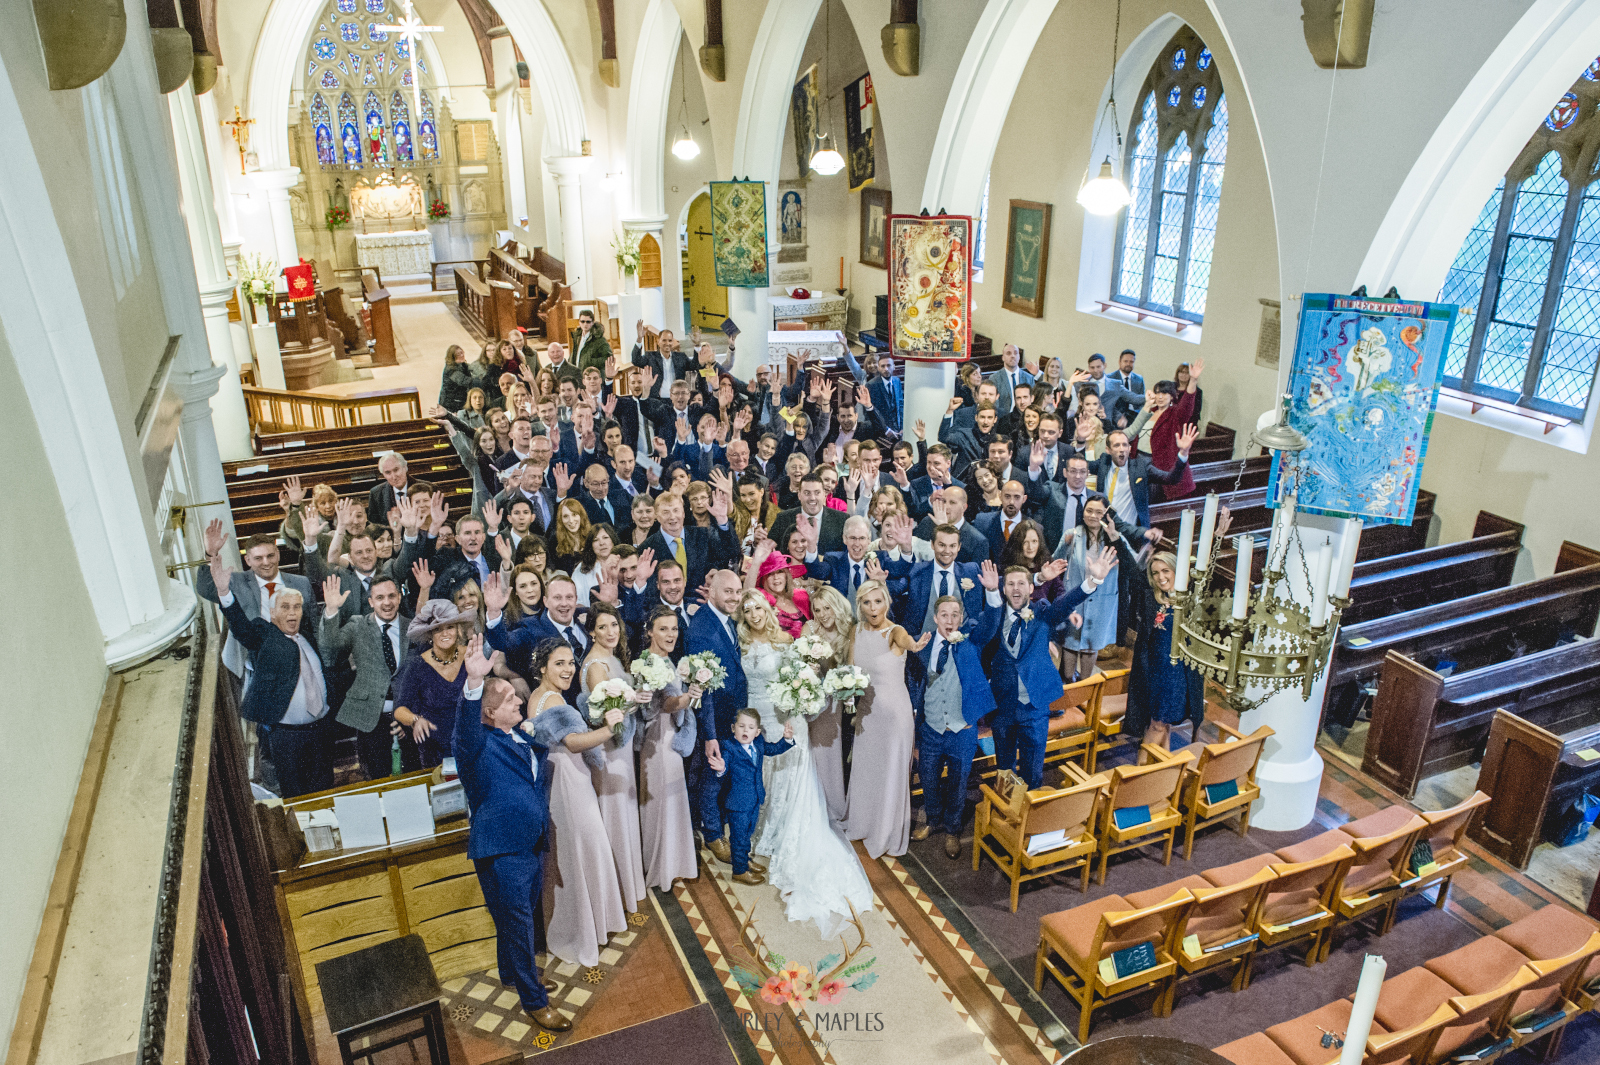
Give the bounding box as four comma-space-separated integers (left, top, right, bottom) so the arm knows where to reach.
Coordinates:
684, 192, 727, 333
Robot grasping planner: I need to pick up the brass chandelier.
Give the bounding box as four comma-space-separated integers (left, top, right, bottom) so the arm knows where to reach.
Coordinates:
1167, 400, 1362, 710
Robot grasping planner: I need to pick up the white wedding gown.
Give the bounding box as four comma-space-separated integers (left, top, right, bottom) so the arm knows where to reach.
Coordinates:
744, 641, 874, 936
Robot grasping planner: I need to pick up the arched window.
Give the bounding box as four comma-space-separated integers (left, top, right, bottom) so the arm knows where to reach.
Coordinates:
1437, 57, 1600, 419
303, 0, 435, 171
1111, 26, 1228, 323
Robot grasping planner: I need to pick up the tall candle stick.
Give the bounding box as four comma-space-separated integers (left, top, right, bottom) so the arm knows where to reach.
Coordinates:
1271, 493, 1297, 570
1311, 539, 1333, 625
839, 256, 844, 290
1195, 493, 1219, 572
1340, 954, 1387, 1065
1175, 510, 1195, 592
1331, 518, 1364, 598
1232, 534, 1253, 620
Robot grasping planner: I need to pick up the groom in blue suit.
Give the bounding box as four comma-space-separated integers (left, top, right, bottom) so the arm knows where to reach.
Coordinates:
881, 521, 988, 636
709, 709, 795, 884
686, 570, 749, 863
452, 636, 570, 1032
985, 546, 1119, 787
909, 561, 1005, 857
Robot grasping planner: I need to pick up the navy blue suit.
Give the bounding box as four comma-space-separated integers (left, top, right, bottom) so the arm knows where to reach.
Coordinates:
910, 607, 1002, 834
686, 606, 747, 841
716, 735, 794, 873
881, 559, 987, 636
804, 550, 877, 605
483, 611, 590, 703
985, 584, 1095, 786
671, 440, 726, 481
578, 486, 634, 531
906, 475, 964, 520
453, 685, 554, 1014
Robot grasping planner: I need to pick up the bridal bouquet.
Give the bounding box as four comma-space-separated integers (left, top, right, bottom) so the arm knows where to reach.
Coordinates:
823, 665, 871, 710
772, 651, 826, 719
678, 651, 726, 708
630, 650, 677, 694
790, 633, 833, 669
587, 677, 638, 740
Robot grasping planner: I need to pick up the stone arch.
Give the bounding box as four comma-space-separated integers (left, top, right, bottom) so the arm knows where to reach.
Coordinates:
624, 0, 682, 220
247, 0, 587, 172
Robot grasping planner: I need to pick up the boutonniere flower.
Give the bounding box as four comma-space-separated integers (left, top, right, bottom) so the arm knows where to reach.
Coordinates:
959, 578, 974, 591
1020, 608, 1035, 623
947, 631, 968, 644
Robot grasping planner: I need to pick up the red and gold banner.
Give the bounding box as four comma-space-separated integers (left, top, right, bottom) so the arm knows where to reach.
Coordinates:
887, 213, 972, 360
283, 259, 317, 302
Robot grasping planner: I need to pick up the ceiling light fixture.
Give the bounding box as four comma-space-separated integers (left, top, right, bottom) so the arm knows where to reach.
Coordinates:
1077, 0, 1131, 216
809, 0, 844, 176
671, 52, 699, 160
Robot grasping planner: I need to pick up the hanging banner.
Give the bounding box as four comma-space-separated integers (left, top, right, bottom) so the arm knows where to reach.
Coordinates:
886, 213, 972, 360
710, 180, 770, 288
1266, 293, 1459, 526
844, 73, 876, 192
791, 64, 819, 179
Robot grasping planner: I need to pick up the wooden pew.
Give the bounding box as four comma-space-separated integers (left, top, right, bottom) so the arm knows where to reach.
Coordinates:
1341, 511, 1524, 626
1364, 639, 1600, 799
488, 247, 540, 331
1184, 454, 1271, 498
1326, 540, 1600, 729
1147, 487, 1436, 561
454, 265, 515, 340
1472, 707, 1600, 867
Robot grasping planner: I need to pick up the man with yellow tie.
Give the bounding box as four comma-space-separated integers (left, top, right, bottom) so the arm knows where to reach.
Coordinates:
637, 488, 741, 596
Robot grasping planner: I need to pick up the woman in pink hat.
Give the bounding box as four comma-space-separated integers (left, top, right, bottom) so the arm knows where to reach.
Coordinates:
743, 537, 812, 638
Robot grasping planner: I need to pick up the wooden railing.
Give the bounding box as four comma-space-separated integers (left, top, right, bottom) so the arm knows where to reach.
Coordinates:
455, 266, 516, 340
242, 385, 422, 435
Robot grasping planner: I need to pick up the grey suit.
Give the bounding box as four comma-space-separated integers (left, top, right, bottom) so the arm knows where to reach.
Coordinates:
321, 609, 411, 780
197, 566, 316, 678
300, 543, 404, 620
987, 367, 1036, 416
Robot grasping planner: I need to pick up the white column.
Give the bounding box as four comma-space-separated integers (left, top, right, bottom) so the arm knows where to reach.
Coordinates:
1235, 512, 1355, 829
250, 166, 302, 266
620, 214, 668, 329
545, 155, 592, 298
904, 360, 956, 441
729, 285, 773, 380
196, 89, 241, 246
175, 364, 238, 546
170, 88, 251, 460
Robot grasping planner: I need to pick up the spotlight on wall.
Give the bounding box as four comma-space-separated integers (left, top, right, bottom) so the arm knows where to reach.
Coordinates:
809, 130, 845, 176
1077, 157, 1131, 216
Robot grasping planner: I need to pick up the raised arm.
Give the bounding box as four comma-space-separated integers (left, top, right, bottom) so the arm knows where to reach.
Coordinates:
453, 633, 494, 769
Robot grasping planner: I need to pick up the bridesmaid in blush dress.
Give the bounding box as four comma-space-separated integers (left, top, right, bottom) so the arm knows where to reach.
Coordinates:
635, 606, 702, 889
801, 585, 855, 832
845, 578, 931, 859
580, 602, 649, 912
522, 638, 629, 968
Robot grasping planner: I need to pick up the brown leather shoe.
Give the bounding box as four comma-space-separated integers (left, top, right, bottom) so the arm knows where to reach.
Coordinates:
530, 1006, 572, 1032
708, 837, 732, 864
910, 823, 932, 842
748, 854, 768, 871
732, 870, 766, 885
543, 979, 558, 993
944, 834, 962, 859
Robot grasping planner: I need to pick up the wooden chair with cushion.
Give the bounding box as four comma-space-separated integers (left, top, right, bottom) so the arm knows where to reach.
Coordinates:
1425, 928, 1600, 1059
1046, 673, 1104, 772
1092, 749, 1193, 884
1161, 722, 1274, 859
1213, 1031, 1296, 1065
1034, 890, 1194, 1042
1492, 904, 1600, 1011
1273, 813, 1426, 955
1243, 846, 1355, 986
973, 769, 1103, 912
1404, 790, 1490, 908
1124, 866, 1276, 1003
1365, 962, 1532, 1065
1264, 997, 1390, 1065
1091, 667, 1131, 768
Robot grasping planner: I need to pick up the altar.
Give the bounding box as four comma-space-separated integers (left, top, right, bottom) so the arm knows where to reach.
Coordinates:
766, 329, 849, 383
354, 230, 433, 278
770, 292, 847, 331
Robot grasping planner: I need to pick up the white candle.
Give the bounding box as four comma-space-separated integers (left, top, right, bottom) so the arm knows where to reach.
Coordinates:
1272, 493, 1297, 570
1311, 539, 1333, 625
1175, 510, 1195, 592
1232, 534, 1253, 620
1331, 518, 1364, 598
1196, 493, 1219, 572
1340, 954, 1388, 1065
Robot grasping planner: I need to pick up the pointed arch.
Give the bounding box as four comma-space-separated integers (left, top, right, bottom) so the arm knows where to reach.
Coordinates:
624, 0, 683, 220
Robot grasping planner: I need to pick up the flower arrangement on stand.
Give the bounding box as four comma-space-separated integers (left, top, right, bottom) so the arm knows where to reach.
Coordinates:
678, 652, 726, 708
324, 205, 351, 231
772, 649, 826, 720
587, 677, 638, 741
236, 253, 278, 310
823, 665, 870, 711
612, 229, 641, 276
428, 200, 450, 221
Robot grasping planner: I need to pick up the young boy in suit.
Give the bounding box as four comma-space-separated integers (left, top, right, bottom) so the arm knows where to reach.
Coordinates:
708, 708, 795, 885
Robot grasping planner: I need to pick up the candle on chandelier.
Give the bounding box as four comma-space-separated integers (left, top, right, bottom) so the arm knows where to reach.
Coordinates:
1195, 493, 1220, 572
1330, 518, 1363, 599
1174, 509, 1195, 592
1311, 539, 1334, 625
1232, 534, 1253, 621
1269, 492, 1297, 570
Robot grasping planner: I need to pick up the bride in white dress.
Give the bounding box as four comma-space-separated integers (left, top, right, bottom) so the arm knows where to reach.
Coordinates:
734, 591, 874, 936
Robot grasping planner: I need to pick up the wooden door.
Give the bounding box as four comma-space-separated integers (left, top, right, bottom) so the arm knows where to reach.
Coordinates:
685, 193, 727, 332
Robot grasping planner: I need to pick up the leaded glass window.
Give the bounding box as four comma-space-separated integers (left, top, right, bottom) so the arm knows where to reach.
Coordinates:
1437, 55, 1600, 418
1110, 25, 1228, 324
304, 0, 436, 171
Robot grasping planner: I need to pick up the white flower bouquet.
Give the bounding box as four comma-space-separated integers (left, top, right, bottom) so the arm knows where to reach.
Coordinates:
630, 651, 678, 694
823, 665, 871, 710
772, 651, 826, 719
790, 633, 833, 668
678, 651, 726, 708
588, 677, 638, 739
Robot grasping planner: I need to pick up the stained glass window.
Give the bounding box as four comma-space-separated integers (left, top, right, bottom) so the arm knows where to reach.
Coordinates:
320, 69, 340, 89
311, 94, 336, 166
314, 38, 336, 60
366, 0, 385, 10
338, 92, 362, 167
395, 38, 409, 60
390, 91, 414, 163
364, 90, 389, 164
1437, 56, 1600, 418
369, 22, 388, 42
304, 0, 438, 170
418, 91, 439, 160
337, 0, 357, 11
1110, 25, 1228, 323
339, 22, 359, 41
308, 60, 318, 77
362, 61, 376, 86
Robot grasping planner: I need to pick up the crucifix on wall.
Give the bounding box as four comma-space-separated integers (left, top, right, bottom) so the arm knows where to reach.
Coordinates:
378, 0, 442, 138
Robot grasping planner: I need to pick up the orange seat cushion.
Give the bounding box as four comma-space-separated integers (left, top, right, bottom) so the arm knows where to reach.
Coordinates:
1213, 1032, 1297, 1065
1266, 1000, 1387, 1065
1049, 707, 1088, 734
1339, 805, 1418, 839
1424, 936, 1531, 996
1124, 874, 1211, 911
1203, 853, 1278, 887
1372, 965, 1456, 1033
1040, 895, 1141, 970
1273, 829, 1352, 866
1494, 905, 1599, 961
1100, 693, 1127, 723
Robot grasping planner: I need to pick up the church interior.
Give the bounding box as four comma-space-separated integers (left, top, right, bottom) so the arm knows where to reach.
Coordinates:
18, 1, 1600, 1063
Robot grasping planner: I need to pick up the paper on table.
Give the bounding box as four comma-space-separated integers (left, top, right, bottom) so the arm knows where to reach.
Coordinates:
334, 793, 387, 849
383, 784, 436, 843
